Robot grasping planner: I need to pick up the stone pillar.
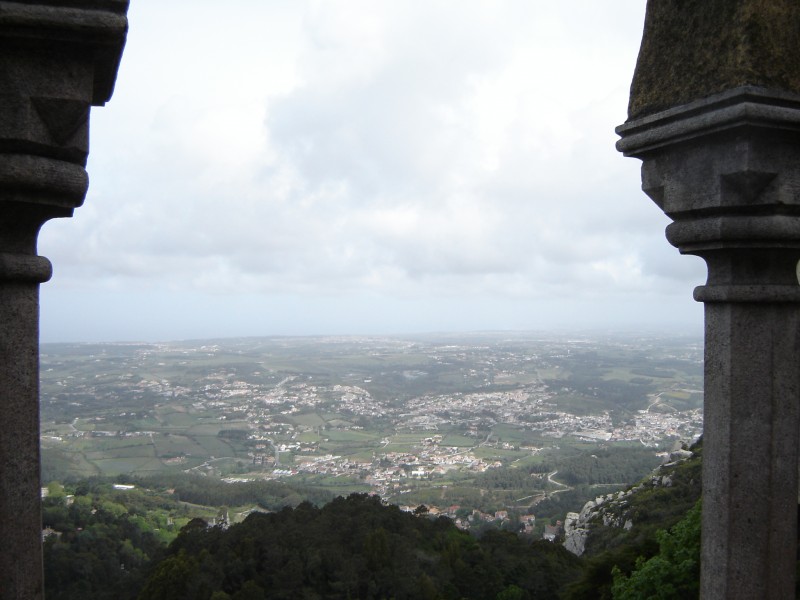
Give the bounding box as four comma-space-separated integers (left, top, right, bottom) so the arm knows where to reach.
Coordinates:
0, 3, 127, 599
617, 2, 800, 598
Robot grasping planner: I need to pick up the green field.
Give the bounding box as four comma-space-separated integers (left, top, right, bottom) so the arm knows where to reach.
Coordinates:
324, 429, 379, 442
440, 433, 476, 447
291, 412, 327, 427
152, 434, 206, 457
491, 424, 533, 443
473, 447, 527, 461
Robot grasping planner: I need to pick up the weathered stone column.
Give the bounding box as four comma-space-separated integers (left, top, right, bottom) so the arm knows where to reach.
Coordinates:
617, 2, 800, 598
0, 3, 127, 599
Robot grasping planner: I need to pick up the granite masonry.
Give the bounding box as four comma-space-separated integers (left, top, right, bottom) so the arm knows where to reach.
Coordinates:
0, 2, 128, 598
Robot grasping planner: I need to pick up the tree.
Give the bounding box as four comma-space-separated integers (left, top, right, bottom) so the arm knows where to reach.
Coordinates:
611, 500, 701, 599
232, 580, 266, 600
496, 585, 525, 600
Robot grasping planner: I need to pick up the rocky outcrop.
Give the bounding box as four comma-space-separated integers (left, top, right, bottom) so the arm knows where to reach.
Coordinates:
562, 447, 696, 557
563, 512, 589, 556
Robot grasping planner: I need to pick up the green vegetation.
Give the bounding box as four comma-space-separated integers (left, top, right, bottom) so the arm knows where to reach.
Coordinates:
41, 460, 715, 600
42, 480, 205, 600
40, 474, 340, 599
138, 493, 583, 600
562, 442, 703, 600
534, 445, 662, 487
611, 500, 701, 599
139, 472, 335, 509
38, 334, 711, 598
41, 443, 750, 600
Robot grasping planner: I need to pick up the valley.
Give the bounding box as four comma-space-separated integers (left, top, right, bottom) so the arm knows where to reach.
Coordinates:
40, 332, 704, 526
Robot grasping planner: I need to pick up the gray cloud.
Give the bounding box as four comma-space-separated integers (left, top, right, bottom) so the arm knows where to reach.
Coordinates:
38, 1, 702, 342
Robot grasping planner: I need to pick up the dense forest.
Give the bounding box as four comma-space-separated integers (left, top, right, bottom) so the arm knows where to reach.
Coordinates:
139, 494, 582, 600
40, 444, 719, 599
42, 476, 339, 599
43, 483, 167, 600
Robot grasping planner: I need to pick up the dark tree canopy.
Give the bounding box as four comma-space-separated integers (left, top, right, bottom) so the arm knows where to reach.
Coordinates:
138, 493, 582, 600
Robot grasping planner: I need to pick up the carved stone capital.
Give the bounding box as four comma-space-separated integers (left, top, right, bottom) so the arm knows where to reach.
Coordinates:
617, 86, 800, 303
0, 0, 129, 106
0, 0, 128, 282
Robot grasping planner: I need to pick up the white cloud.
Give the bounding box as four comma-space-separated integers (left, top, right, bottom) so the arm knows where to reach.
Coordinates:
38, 1, 705, 342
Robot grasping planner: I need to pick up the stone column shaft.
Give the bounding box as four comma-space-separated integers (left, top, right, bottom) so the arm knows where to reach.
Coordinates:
702, 301, 799, 598
0, 280, 47, 600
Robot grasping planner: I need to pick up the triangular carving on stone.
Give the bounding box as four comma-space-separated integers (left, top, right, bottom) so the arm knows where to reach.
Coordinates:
31, 97, 89, 146
720, 170, 777, 205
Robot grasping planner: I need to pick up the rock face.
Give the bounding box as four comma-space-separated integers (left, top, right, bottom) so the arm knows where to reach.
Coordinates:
563, 512, 588, 556
628, 0, 800, 119
562, 448, 696, 557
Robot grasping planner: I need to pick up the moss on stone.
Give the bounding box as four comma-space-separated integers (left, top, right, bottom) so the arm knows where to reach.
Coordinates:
628, 0, 800, 120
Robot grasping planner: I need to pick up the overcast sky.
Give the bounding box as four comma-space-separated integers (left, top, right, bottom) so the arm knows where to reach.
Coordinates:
38, 1, 706, 343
